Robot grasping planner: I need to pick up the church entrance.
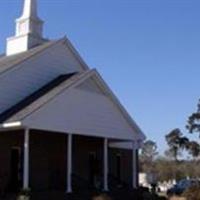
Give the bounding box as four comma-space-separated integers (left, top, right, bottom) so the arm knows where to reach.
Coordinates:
9, 147, 23, 192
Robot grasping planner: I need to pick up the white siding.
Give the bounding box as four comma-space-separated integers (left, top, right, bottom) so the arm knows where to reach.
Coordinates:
76, 78, 105, 95
0, 42, 84, 113
23, 88, 137, 140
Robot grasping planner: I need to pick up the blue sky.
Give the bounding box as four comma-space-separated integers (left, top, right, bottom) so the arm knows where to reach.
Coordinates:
1, 0, 200, 153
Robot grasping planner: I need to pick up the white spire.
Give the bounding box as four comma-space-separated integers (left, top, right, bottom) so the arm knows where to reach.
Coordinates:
6, 0, 46, 56
16, 0, 43, 37
21, 0, 38, 19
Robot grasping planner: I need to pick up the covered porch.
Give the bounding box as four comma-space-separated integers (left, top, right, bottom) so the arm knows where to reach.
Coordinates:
0, 127, 140, 194
0, 70, 145, 196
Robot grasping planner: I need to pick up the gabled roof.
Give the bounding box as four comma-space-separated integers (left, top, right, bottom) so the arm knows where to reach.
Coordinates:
0, 39, 58, 74
0, 73, 76, 123
0, 36, 89, 76
2, 69, 145, 141
4, 70, 90, 123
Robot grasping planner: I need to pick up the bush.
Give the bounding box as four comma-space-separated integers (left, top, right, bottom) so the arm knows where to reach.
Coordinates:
182, 186, 200, 200
92, 194, 112, 200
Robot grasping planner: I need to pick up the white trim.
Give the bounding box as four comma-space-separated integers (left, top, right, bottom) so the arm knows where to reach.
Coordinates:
103, 138, 109, 191
63, 36, 89, 70
109, 141, 133, 150
2, 121, 22, 128
92, 70, 146, 141
23, 128, 30, 189
6, 70, 92, 123
109, 140, 142, 150
66, 134, 72, 193
5, 69, 145, 141
132, 141, 137, 189
16, 70, 144, 140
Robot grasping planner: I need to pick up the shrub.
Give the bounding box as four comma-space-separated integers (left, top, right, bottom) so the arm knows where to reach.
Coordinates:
18, 188, 31, 196
182, 186, 200, 200
92, 194, 112, 200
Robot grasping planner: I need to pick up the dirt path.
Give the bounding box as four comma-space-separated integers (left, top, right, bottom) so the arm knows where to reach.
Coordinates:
169, 196, 186, 200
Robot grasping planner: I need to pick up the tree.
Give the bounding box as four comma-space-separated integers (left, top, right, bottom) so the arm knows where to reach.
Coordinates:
140, 140, 158, 174
185, 100, 200, 160
186, 100, 200, 138
140, 140, 158, 163
165, 129, 189, 161
179, 136, 190, 150
187, 141, 200, 160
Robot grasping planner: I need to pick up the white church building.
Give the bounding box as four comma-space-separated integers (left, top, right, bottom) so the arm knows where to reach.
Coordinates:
0, 0, 145, 194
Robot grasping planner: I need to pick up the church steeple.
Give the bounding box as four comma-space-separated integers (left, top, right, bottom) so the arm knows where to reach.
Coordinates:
6, 0, 46, 56
16, 0, 43, 37
21, 0, 38, 19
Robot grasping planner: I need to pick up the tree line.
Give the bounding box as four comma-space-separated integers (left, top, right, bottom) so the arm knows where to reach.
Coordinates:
140, 100, 200, 182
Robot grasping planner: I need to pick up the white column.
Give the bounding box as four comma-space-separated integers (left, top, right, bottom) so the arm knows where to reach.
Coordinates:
23, 128, 30, 189
66, 134, 72, 193
103, 138, 109, 191
132, 141, 138, 189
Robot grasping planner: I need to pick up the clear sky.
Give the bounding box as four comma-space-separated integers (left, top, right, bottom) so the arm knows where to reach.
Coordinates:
0, 0, 200, 153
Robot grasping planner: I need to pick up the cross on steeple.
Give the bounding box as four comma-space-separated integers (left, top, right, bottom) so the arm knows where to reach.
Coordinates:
6, 0, 46, 56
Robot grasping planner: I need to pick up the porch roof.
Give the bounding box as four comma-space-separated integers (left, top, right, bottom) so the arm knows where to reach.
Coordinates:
0, 69, 145, 142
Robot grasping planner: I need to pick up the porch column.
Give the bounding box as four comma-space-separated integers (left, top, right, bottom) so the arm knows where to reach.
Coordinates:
23, 128, 30, 189
103, 138, 109, 191
66, 134, 72, 193
132, 141, 138, 189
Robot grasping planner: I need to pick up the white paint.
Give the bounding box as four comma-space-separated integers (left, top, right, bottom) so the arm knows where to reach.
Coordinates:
0, 41, 84, 114
20, 0, 38, 19
67, 134, 72, 193
10, 70, 144, 141
109, 140, 142, 150
6, 0, 44, 55
132, 141, 137, 189
109, 141, 134, 150
103, 138, 109, 191
2, 121, 22, 128
7, 35, 45, 56
23, 88, 138, 140
23, 128, 30, 189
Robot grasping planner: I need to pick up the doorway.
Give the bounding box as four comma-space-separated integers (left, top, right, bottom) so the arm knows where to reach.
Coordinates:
10, 147, 22, 191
